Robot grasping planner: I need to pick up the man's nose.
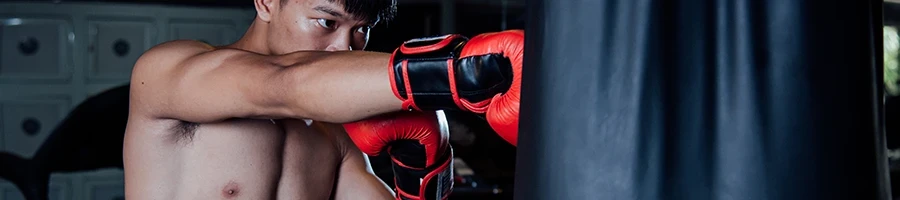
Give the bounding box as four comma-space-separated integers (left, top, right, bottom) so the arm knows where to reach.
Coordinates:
325, 33, 352, 51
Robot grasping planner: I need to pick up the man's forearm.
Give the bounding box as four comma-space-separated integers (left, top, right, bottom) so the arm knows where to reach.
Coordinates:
279, 51, 402, 123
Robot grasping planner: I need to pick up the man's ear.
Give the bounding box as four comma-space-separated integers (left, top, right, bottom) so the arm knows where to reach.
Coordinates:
255, 0, 277, 22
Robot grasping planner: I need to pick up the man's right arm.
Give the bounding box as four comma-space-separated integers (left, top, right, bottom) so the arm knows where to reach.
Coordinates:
130, 40, 402, 123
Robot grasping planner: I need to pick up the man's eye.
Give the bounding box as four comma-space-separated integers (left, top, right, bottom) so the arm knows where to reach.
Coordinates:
316, 19, 336, 29
356, 26, 371, 34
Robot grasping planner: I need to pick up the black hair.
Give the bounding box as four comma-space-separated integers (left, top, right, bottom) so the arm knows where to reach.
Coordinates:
282, 0, 396, 24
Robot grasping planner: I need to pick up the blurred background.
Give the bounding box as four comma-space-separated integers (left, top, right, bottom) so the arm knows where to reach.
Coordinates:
884, 1, 900, 199
0, 0, 521, 199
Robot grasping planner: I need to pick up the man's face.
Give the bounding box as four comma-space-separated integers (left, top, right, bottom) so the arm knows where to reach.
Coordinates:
267, 0, 375, 54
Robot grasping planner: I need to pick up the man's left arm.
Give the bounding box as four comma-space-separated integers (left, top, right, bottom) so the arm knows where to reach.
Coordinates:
331, 124, 395, 200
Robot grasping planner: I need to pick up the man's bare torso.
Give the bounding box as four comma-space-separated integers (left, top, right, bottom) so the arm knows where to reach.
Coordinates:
124, 117, 345, 200
124, 36, 397, 199
123, 40, 353, 199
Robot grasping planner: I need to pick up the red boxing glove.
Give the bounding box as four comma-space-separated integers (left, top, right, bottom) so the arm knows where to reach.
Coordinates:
468, 31, 522, 146
343, 112, 453, 200
389, 30, 523, 146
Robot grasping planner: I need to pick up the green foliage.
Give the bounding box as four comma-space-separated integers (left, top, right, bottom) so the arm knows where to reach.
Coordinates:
885, 26, 900, 96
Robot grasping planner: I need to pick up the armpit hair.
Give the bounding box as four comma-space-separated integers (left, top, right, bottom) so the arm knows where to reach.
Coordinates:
170, 121, 200, 144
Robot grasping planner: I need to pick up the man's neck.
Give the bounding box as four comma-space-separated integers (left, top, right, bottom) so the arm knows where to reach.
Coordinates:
227, 18, 271, 55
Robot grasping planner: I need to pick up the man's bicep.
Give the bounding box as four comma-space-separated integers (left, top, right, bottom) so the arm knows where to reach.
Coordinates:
334, 150, 394, 200
130, 41, 288, 122
334, 142, 394, 200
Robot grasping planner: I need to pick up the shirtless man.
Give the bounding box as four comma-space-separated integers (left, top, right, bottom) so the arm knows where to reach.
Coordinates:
124, 0, 523, 198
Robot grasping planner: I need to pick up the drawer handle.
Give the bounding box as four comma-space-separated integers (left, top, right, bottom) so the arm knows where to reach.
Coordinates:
18, 37, 39, 56
21, 117, 41, 136
113, 39, 130, 57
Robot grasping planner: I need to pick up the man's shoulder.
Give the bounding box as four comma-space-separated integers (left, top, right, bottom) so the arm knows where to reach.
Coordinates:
138, 40, 214, 65
153, 39, 215, 52
131, 40, 215, 85
128, 40, 215, 120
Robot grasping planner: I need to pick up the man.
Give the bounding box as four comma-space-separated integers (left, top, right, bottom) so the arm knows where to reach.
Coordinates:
124, 0, 523, 199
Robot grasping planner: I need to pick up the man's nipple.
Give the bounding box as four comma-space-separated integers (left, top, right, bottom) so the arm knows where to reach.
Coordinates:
222, 181, 240, 198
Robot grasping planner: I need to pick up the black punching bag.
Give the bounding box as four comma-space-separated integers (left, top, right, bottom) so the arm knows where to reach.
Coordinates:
516, 0, 889, 199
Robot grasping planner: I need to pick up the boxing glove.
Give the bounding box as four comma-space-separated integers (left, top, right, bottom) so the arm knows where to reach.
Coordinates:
343, 112, 453, 200
389, 30, 523, 146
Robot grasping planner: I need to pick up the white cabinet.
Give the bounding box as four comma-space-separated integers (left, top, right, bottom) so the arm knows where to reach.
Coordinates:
0, 17, 72, 83
85, 184, 124, 200
0, 95, 70, 157
86, 18, 156, 82
0, 177, 70, 200
0, 2, 252, 200
75, 170, 125, 200
169, 21, 238, 46
86, 84, 125, 97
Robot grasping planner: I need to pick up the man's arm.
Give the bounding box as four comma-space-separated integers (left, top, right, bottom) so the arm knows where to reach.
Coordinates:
130, 40, 401, 123
330, 124, 395, 200
333, 151, 395, 200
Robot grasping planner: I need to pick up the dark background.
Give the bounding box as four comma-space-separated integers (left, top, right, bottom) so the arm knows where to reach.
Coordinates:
885, 2, 900, 199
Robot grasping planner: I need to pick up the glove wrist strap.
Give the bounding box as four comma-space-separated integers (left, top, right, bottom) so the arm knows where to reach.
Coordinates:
390, 34, 468, 111
391, 148, 454, 200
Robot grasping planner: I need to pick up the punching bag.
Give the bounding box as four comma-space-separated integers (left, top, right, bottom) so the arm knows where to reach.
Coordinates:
516, 0, 889, 199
